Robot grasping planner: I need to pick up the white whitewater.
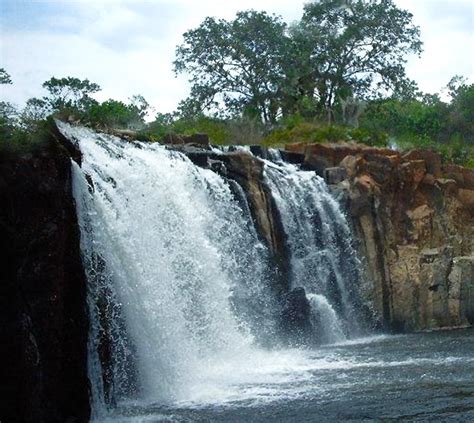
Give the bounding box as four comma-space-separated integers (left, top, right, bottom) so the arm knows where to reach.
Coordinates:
66, 123, 278, 417
63, 122, 369, 419
307, 294, 346, 344
263, 154, 364, 341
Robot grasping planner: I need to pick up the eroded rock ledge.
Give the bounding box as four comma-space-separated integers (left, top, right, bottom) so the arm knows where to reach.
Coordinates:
285, 142, 474, 332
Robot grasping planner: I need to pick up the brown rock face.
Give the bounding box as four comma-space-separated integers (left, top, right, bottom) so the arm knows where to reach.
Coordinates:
161, 132, 210, 147
284, 141, 474, 331
297, 143, 474, 332
219, 152, 290, 292
0, 144, 90, 422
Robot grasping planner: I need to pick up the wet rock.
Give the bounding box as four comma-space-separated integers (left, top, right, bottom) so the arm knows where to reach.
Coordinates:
279, 150, 305, 165
324, 166, 347, 185
448, 256, 474, 325
160, 132, 210, 147
280, 287, 314, 345
0, 140, 90, 422
160, 133, 185, 145
183, 133, 210, 146
249, 145, 268, 158
219, 152, 290, 293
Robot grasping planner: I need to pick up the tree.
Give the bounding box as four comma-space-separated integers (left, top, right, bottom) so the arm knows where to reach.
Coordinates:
41, 76, 101, 114
445, 76, 474, 145
0, 68, 18, 129
86, 96, 150, 130
174, 11, 289, 124
19, 98, 50, 131
174, 2, 421, 123
0, 68, 12, 85
286, 0, 422, 117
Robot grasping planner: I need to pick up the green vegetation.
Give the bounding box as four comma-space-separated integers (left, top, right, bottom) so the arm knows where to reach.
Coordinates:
359, 76, 474, 165
0, 1, 472, 167
174, 1, 421, 124
260, 113, 388, 147
1, 72, 151, 154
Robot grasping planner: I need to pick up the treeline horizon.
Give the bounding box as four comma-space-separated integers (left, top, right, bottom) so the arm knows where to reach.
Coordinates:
1, 0, 473, 167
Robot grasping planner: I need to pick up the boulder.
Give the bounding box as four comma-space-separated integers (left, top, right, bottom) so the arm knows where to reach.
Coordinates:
279, 287, 314, 345
402, 149, 442, 177
279, 150, 305, 164
458, 188, 474, 213
160, 133, 185, 145
339, 155, 362, 178
324, 166, 348, 185
183, 133, 210, 146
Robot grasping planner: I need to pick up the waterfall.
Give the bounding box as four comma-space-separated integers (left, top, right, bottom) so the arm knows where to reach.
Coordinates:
64, 123, 277, 415
59, 121, 370, 418
263, 155, 365, 340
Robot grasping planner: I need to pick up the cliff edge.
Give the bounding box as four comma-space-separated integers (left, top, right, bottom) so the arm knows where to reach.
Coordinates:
286, 142, 474, 332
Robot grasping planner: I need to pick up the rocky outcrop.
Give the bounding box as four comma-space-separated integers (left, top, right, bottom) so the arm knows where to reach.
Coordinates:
286, 142, 474, 332
160, 132, 210, 147
0, 142, 90, 422
279, 287, 314, 345
181, 148, 291, 294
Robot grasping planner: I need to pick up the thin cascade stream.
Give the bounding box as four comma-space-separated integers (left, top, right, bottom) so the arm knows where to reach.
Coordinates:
262, 152, 366, 341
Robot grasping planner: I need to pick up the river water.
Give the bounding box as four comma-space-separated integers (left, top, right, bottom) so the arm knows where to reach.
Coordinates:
99, 329, 474, 422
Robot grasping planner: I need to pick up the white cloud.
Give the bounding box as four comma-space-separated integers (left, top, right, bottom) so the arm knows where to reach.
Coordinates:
395, 0, 474, 94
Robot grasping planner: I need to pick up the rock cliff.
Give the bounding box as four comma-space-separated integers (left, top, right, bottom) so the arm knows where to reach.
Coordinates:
285, 142, 474, 332
0, 141, 90, 422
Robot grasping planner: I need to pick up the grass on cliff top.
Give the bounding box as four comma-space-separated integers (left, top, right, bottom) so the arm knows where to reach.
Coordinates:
2, 115, 472, 169
260, 117, 473, 169
261, 121, 388, 148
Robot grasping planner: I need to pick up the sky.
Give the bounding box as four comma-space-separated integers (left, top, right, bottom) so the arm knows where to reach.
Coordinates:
1, 0, 473, 115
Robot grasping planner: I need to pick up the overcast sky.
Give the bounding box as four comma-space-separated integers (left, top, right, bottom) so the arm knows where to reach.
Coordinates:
1, 0, 473, 115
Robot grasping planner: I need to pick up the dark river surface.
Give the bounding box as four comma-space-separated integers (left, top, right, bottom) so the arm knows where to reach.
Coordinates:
100, 328, 474, 422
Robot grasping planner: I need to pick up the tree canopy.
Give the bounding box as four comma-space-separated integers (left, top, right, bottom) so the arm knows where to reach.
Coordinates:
41, 76, 101, 113
174, 0, 422, 123
0, 68, 12, 85
293, 0, 422, 114
174, 10, 289, 124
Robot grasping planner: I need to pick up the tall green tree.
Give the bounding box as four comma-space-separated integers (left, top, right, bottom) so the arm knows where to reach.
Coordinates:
87, 95, 150, 130
295, 0, 422, 116
41, 76, 101, 113
445, 76, 474, 145
0, 68, 17, 141
22, 76, 102, 128
174, 11, 290, 124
